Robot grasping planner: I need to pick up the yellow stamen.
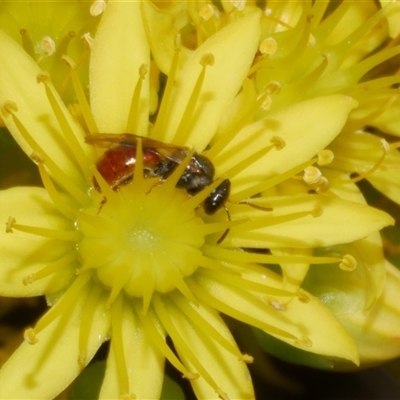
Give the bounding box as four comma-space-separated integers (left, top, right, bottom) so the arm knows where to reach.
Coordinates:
203, 245, 342, 266
34, 154, 77, 220
231, 157, 318, 202
2, 103, 89, 206
33, 272, 93, 336
6, 218, 81, 242
152, 293, 223, 395
133, 302, 197, 379
171, 292, 253, 363
37, 73, 91, 181
19, 29, 35, 59
151, 37, 181, 141
172, 54, 214, 145
126, 64, 148, 134
187, 278, 296, 340
78, 283, 103, 368
22, 251, 77, 285
63, 56, 99, 134
111, 295, 132, 398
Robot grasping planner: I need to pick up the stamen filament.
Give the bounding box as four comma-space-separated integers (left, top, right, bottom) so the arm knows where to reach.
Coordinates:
38, 75, 91, 180
23, 251, 77, 285
126, 64, 147, 134
111, 295, 130, 397
151, 41, 181, 141
152, 294, 221, 392
33, 272, 93, 335
19, 29, 35, 59
67, 61, 99, 134
9, 111, 89, 206
133, 302, 196, 379
200, 269, 293, 297
230, 157, 317, 201
172, 54, 214, 145
203, 245, 342, 265
171, 293, 253, 363
78, 283, 103, 367
36, 158, 77, 220
187, 278, 296, 340
9, 221, 81, 242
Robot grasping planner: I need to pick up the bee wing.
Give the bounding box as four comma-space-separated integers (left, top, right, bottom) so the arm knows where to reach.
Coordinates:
85, 133, 189, 163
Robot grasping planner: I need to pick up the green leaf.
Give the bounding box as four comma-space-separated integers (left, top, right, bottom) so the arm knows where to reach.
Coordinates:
160, 375, 185, 400
68, 362, 106, 400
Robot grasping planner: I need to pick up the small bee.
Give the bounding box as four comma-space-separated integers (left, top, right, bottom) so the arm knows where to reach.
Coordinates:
85, 133, 230, 215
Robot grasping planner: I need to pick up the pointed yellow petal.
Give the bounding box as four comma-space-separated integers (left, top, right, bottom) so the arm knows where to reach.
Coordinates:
99, 300, 164, 399
226, 194, 394, 248
196, 271, 359, 364
168, 296, 254, 400
90, 1, 150, 134
159, 9, 262, 150
0, 187, 75, 297
0, 283, 110, 399
215, 95, 358, 192
0, 31, 89, 185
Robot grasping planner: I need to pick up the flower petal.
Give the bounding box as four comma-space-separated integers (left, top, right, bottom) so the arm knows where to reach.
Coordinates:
90, 1, 150, 135
196, 270, 359, 364
168, 295, 254, 399
0, 187, 75, 297
157, 9, 261, 150
0, 31, 90, 185
99, 300, 164, 399
215, 95, 358, 192
141, 1, 193, 75
225, 194, 394, 248
0, 282, 110, 399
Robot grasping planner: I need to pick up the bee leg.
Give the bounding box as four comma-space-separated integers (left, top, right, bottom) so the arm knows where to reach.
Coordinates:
216, 206, 231, 244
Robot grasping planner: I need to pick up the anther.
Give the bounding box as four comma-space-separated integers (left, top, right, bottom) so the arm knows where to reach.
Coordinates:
183, 371, 200, 380
242, 354, 254, 363
312, 203, 323, 217
22, 274, 36, 285
30, 151, 45, 164
261, 94, 272, 110
174, 34, 182, 52
40, 36, 56, 56
381, 138, 390, 154
24, 327, 38, 344
265, 80, 281, 94
317, 149, 334, 166
90, 0, 107, 16
81, 32, 95, 49
230, 0, 246, 11
62, 55, 77, 69
295, 336, 312, 349
303, 166, 322, 185
297, 291, 310, 303
315, 177, 330, 194
269, 299, 286, 311
340, 254, 357, 271
308, 33, 316, 47
139, 64, 148, 79
1, 100, 18, 117
199, 4, 216, 21
259, 37, 278, 56
5, 216, 16, 233
200, 53, 215, 67
270, 136, 285, 150
36, 72, 51, 84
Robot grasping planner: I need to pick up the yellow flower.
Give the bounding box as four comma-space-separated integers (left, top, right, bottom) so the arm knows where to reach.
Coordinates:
0, 2, 394, 399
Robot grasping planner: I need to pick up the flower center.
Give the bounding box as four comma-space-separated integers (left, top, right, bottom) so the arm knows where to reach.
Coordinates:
75, 156, 210, 308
